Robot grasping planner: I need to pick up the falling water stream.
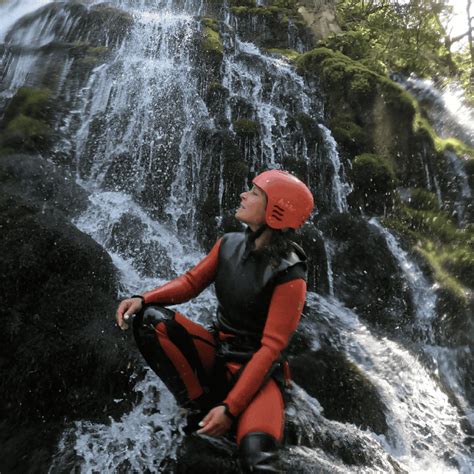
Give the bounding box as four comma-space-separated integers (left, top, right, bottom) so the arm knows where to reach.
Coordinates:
1, 1, 472, 472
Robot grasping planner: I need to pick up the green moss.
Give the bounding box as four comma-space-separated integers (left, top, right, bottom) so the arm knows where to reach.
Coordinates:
233, 118, 259, 138
352, 153, 396, 192
223, 158, 249, 181
297, 48, 379, 104
266, 48, 300, 61
443, 138, 474, 160
3, 87, 51, 123
330, 119, 369, 155
201, 17, 219, 30
407, 188, 439, 211
0, 87, 54, 153
1, 114, 52, 151
417, 246, 471, 299
202, 25, 223, 55
383, 204, 473, 297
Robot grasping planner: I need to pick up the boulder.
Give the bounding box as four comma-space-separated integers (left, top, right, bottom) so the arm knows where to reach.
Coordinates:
0, 192, 136, 472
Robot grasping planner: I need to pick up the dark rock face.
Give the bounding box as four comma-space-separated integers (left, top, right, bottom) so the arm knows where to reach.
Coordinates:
0, 192, 136, 472
290, 349, 388, 434
0, 154, 88, 217
320, 214, 413, 329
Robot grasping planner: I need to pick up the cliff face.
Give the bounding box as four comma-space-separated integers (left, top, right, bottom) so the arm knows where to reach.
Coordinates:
0, 1, 472, 472
297, 0, 341, 40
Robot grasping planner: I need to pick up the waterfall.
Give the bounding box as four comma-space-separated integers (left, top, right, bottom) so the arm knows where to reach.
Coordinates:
444, 149, 472, 227
395, 75, 473, 225
398, 76, 474, 147
300, 293, 472, 474
369, 217, 437, 341
1, 1, 472, 472
318, 124, 351, 213
368, 217, 473, 436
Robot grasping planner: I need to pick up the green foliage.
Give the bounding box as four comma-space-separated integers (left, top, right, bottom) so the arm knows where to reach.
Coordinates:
383, 203, 474, 296
336, 0, 459, 79
408, 188, 439, 211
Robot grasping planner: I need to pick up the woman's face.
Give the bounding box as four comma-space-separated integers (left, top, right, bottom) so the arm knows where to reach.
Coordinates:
235, 185, 267, 230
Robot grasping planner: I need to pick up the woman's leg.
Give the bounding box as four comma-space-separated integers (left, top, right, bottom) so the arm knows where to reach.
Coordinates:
133, 305, 218, 410
236, 379, 284, 473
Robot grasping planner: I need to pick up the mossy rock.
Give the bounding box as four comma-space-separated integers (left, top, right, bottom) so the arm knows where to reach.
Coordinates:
202, 25, 223, 55
352, 153, 396, 188
330, 119, 369, 156
2, 87, 52, 123
229, 0, 256, 6
1, 114, 52, 152
233, 118, 260, 138
350, 153, 396, 213
265, 48, 300, 61
382, 204, 473, 303
230, 4, 307, 49
297, 48, 379, 107
407, 188, 439, 212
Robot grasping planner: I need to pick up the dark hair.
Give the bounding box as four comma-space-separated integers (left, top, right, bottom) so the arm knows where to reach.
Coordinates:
257, 228, 296, 267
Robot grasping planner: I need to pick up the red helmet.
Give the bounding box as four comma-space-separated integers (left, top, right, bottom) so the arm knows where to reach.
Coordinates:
253, 170, 314, 229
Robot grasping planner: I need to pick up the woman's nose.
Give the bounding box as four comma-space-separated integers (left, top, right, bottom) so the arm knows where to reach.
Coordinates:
240, 191, 247, 200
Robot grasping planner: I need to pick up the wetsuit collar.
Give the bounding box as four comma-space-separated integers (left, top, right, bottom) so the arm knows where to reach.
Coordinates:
243, 225, 267, 259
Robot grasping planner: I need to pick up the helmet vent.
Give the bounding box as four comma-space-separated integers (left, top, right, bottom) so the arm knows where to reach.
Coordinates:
271, 205, 284, 221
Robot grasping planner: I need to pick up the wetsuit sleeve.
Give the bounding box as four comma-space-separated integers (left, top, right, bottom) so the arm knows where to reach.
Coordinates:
223, 278, 306, 417
142, 239, 222, 305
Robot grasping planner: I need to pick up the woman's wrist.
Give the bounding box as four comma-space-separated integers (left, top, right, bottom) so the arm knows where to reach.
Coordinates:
130, 294, 145, 304
218, 403, 237, 422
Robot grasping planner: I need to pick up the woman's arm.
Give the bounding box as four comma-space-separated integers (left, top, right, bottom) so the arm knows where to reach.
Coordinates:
116, 239, 222, 329
222, 278, 306, 417
142, 238, 222, 305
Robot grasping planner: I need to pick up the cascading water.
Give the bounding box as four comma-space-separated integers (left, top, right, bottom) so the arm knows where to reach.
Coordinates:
395, 75, 473, 226
1, 1, 472, 472
369, 217, 473, 437
398, 75, 474, 147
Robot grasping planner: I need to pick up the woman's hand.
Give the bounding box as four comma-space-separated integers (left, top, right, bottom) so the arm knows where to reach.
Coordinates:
196, 405, 233, 437
116, 297, 143, 330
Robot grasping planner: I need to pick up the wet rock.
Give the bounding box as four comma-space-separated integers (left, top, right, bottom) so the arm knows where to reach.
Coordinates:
0, 153, 88, 217
108, 213, 176, 279
0, 193, 136, 471
319, 213, 414, 329
290, 349, 388, 434
350, 153, 397, 214
6, 2, 133, 50
176, 435, 241, 473
0, 87, 55, 155
230, 3, 310, 50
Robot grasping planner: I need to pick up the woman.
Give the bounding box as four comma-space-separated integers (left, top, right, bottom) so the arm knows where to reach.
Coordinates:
116, 170, 314, 472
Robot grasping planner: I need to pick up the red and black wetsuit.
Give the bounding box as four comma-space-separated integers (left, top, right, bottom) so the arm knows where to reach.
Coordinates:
133, 228, 307, 446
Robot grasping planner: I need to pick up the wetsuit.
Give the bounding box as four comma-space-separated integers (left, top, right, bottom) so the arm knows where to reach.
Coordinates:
133, 229, 307, 471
